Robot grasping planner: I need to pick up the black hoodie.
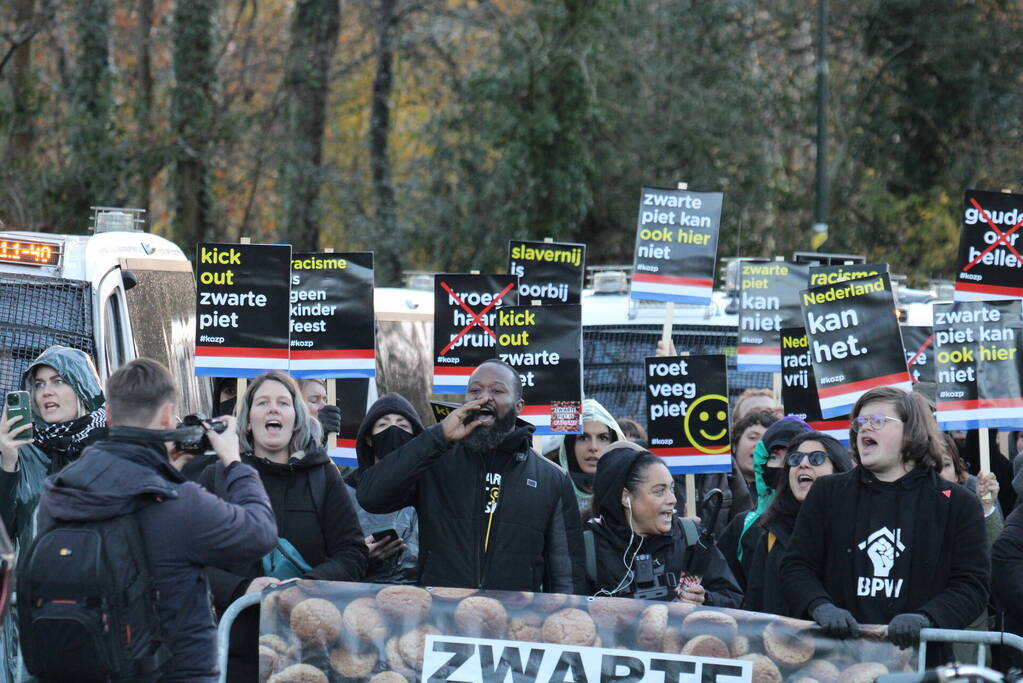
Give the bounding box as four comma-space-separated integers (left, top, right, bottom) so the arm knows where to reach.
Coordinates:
357, 422, 586, 593
585, 446, 743, 606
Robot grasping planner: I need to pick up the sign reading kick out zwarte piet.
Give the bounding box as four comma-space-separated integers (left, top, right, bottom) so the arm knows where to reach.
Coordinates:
433, 273, 519, 394
630, 186, 723, 305
508, 240, 585, 305
496, 304, 583, 434
780, 328, 849, 444
645, 355, 731, 474
955, 189, 1023, 301
934, 300, 1023, 430
289, 252, 375, 379
737, 261, 811, 372
194, 242, 291, 377
799, 273, 912, 419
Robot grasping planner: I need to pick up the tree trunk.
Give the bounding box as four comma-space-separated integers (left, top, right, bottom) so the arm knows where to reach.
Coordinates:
369, 0, 401, 284
135, 0, 155, 214
10, 0, 36, 165
280, 0, 341, 251
171, 0, 217, 247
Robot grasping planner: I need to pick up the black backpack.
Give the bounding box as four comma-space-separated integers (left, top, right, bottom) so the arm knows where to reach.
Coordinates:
17, 509, 178, 682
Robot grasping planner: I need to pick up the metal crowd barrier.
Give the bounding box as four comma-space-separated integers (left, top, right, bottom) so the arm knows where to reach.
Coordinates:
915, 627, 1023, 671
216, 592, 261, 683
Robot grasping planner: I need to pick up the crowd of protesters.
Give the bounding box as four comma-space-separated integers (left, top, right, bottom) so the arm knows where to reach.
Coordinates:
2, 344, 1023, 679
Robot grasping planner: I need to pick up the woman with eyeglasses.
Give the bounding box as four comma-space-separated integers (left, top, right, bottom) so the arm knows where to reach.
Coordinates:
743, 431, 852, 615
780, 387, 989, 658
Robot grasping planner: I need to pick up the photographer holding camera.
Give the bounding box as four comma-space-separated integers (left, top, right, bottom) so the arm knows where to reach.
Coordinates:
24, 358, 277, 682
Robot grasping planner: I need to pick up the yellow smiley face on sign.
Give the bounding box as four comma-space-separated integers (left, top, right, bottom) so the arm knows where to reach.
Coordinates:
683, 394, 730, 454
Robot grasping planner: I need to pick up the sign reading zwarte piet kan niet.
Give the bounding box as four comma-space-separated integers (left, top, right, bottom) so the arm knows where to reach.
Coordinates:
955, 189, 1023, 301
433, 273, 519, 394
289, 252, 375, 379
508, 240, 585, 305
780, 328, 849, 444
799, 273, 912, 419
630, 186, 723, 305
934, 300, 1023, 430
194, 243, 291, 377
645, 355, 731, 473
737, 261, 811, 372
496, 304, 583, 434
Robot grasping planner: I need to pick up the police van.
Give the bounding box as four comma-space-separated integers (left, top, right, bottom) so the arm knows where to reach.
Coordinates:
0, 208, 209, 414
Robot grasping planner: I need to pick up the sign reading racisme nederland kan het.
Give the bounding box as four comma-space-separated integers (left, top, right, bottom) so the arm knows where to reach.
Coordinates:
799, 273, 912, 419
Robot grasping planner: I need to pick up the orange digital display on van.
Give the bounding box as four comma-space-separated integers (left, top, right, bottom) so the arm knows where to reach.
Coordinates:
0, 239, 61, 267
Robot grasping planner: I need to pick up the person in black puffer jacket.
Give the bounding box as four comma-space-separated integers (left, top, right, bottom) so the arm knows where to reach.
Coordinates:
199, 371, 367, 683
744, 431, 852, 616
586, 442, 742, 606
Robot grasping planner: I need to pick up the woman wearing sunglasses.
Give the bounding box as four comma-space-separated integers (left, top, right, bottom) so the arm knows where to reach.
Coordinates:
780, 386, 988, 658
744, 431, 852, 615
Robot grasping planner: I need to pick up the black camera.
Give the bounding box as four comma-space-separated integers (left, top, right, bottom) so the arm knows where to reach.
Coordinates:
631, 553, 677, 601
174, 413, 227, 455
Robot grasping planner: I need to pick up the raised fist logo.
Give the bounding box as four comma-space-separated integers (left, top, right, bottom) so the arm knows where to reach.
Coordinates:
858, 527, 904, 578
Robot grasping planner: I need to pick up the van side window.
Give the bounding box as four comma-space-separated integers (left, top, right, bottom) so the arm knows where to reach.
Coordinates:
103, 291, 126, 372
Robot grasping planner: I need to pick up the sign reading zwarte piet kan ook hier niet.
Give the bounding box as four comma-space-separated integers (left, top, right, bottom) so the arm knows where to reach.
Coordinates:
289, 252, 375, 379
194, 243, 291, 377
630, 186, 722, 305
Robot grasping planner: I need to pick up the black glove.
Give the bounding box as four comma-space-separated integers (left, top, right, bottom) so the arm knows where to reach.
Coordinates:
318, 405, 341, 436
811, 603, 860, 639
888, 613, 930, 649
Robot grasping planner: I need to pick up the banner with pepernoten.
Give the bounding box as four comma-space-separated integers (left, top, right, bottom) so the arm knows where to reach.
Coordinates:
433, 273, 519, 394
934, 300, 1023, 430
779, 328, 849, 444
495, 304, 583, 434
259, 580, 917, 683
630, 186, 723, 305
194, 242, 291, 377
737, 261, 811, 372
289, 252, 375, 379
508, 240, 585, 305
799, 273, 912, 419
954, 189, 1023, 301
645, 355, 731, 473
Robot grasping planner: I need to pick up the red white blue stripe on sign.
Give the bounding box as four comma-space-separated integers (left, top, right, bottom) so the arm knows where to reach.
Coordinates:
195, 346, 290, 377
433, 365, 475, 394
954, 281, 1023, 302
328, 438, 358, 468
289, 349, 376, 379
736, 346, 781, 373
630, 273, 714, 305
648, 447, 733, 474
817, 372, 913, 419
807, 419, 851, 446
937, 397, 1023, 431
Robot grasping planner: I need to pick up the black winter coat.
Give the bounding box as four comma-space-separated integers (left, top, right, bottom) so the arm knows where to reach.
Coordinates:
199, 445, 367, 682
36, 431, 277, 682
992, 506, 1023, 669
743, 517, 796, 616
780, 466, 989, 629
587, 516, 743, 606
357, 424, 586, 593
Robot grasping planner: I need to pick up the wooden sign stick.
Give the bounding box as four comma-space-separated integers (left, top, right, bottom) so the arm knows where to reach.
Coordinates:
979, 427, 992, 502
324, 247, 338, 449
236, 236, 252, 402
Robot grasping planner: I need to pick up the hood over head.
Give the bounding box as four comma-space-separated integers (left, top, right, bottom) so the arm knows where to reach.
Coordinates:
22, 346, 104, 422
591, 441, 651, 530
354, 393, 425, 470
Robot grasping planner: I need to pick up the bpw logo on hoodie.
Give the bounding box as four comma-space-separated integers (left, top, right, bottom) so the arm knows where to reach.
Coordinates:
856, 527, 905, 598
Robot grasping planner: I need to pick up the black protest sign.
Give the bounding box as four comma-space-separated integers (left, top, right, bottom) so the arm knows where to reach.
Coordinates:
934, 300, 1023, 430
800, 273, 912, 419
901, 325, 935, 401
495, 304, 582, 434
508, 240, 585, 305
327, 378, 371, 468
780, 328, 850, 443
194, 242, 291, 377
955, 189, 1023, 301
630, 186, 723, 305
737, 261, 811, 372
645, 355, 731, 473
433, 273, 519, 394
808, 262, 889, 288
289, 252, 375, 379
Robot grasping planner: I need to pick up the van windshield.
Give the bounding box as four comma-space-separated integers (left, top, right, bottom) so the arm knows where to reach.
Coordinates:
0, 273, 94, 402
124, 269, 211, 416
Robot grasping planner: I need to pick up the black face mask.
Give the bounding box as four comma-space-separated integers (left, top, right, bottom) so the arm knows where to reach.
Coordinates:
372, 425, 414, 460
762, 466, 782, 490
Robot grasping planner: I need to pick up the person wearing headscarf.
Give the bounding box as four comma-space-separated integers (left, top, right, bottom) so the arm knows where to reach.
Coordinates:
586, 442, 741, 606
717, 416, 811, 589
744, 431, 852, 615
345, 393, 423, 584
557, 399, 626, 517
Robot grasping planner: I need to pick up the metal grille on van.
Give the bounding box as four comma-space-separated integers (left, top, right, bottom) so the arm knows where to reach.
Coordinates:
583, 324, 773, 427
0, 273, 94, 402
